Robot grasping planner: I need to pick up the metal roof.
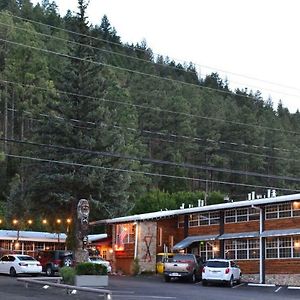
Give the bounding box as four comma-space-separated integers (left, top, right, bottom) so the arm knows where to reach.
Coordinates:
91, 193, 300, 225
218, 232, 259, 240
261, 228, 300, 238
173, 234, 218, 250
0, 230, 107, 243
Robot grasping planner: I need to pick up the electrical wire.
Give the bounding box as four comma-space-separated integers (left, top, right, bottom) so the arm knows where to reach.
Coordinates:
1, 78, 300, 154
1, 19, 299, 100
1, 137, 300, 183
5, 11, 300, 94
3, 153, 300, 193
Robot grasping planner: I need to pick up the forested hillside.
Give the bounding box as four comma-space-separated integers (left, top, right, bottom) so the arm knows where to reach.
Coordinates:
0, 0, 299, 226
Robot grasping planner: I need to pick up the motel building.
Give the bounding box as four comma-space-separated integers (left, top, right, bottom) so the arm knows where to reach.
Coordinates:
91, 191, 300, 285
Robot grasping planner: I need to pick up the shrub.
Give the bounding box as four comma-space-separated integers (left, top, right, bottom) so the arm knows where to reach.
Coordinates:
59, 266, 75, 284
131, 258, 140, 275
75, 262, 107, 275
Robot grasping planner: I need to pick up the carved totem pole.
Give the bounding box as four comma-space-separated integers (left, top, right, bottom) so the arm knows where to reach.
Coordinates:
75, 198, 90, 262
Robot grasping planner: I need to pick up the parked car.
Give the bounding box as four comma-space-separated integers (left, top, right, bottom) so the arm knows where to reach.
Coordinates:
164, 253, 203, 282
36, 250, 73, 276
88, 256, 112, 273
202, 259, 241, 287
0, 254, 42, 277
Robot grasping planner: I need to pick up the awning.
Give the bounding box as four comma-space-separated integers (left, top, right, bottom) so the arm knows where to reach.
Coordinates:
218, 231, 259, 240
261, 228, 300, 238
173, 234, 218, 250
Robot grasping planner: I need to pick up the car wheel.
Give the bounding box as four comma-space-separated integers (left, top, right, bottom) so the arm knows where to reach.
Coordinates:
228, 276, 234, 287
189, 272, 196, 283
46, 265, 54, 276
9, 267, 17, 277
164, 276, 171, 282
63, 257, 73, 267
202, 279, 208, 286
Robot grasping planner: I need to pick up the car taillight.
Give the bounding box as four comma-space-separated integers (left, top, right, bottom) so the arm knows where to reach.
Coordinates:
225, 268, 230, 274
186, 265, 192, 272
202, 268, 205, 273
19, 262, 28, 267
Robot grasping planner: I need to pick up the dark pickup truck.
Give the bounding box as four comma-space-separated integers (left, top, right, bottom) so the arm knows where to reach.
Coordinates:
164, 253, 203, 283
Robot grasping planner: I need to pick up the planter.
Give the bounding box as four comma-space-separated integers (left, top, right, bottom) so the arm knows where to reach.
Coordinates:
75, 275, 109, 287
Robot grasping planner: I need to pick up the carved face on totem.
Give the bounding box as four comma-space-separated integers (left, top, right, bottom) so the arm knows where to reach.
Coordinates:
77, 199, 90, 220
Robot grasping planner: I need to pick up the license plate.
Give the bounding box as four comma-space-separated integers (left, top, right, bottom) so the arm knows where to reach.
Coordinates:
170, 273, 180, 276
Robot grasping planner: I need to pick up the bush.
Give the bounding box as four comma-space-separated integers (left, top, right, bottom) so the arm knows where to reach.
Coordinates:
131, 258, 140, 275
59, 266, 75, 284
75, 262, 107, 275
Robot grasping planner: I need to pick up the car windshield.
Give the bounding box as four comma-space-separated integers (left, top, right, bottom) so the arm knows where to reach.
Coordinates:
90, 257, 104, 261
17, 256, 36, 261
173, 254, 194, 262
206, 261, 229, 268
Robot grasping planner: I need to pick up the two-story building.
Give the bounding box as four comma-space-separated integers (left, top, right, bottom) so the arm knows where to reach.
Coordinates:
91, 192, 300, 285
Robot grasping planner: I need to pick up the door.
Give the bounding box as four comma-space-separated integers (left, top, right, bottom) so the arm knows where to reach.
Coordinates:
0, 256, 10, 274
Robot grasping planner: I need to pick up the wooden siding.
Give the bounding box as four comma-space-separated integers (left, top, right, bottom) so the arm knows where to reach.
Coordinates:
156, 218, 181, 253
266, 259, 300, 274
224, 221, 259, 233
115, 258, 133, 275
237, 260, 259, 274
188, 225, 220, 235
115, 243, 134, 258
265, 218, 300, 231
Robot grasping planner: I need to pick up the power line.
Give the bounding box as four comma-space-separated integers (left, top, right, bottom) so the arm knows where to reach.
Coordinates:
2, 107, 300, 164
1, 19, 300, 101
4, 153, 300, 193
2, 108, 299, 165
2, 137, 300, 183
1, 78, 300, 154
5, 11, 300, 94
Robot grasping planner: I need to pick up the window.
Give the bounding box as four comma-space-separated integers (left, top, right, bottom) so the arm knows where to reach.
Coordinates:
116, 223, 135, 245
169, 235, 174, 250
225, 208, 259, 223
188, 212, 220, 227
178, 216, 184, 228
225, 239, 259, 260
158, 227, 163, 247
265, 236, 300, 259
200, 241, 214, 260
265, 202, 296, 220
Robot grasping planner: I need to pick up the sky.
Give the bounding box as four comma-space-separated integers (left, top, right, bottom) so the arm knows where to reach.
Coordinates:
32, 0, 300, 113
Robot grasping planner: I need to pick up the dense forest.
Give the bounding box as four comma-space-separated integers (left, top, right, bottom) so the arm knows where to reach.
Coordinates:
0, 0, 299, 230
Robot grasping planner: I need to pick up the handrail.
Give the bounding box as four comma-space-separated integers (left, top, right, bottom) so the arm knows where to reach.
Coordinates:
17, 277, 112, 300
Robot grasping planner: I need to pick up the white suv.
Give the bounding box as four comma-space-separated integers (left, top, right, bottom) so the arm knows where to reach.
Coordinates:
202, 259, 241, 287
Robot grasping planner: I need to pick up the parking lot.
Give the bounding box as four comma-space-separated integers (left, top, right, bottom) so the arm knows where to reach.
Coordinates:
1, 274, 300, 300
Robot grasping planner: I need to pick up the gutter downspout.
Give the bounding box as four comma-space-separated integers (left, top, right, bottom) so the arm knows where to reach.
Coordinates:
252, 205, 265, 284
134, 221, 139, 259
259, 207, 265, 284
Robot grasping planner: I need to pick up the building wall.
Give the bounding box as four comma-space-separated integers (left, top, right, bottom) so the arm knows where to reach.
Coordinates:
156, 218, 180, 254
265, 218, 300, 230
224, 221, 259, 233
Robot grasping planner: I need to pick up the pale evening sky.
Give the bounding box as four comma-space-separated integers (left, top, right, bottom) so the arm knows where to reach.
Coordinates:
32, 0, 300, 113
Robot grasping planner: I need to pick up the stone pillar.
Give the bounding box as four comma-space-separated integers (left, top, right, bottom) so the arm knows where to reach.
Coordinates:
137, 221, 157, 273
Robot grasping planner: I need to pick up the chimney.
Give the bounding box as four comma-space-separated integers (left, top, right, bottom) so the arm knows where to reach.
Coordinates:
267, 189, 271, 198
271, 190, 277, 197
248, 193, 252, 200
180, 203, 185, 209
198, 199, 204, 207
251, 191, 255, 200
